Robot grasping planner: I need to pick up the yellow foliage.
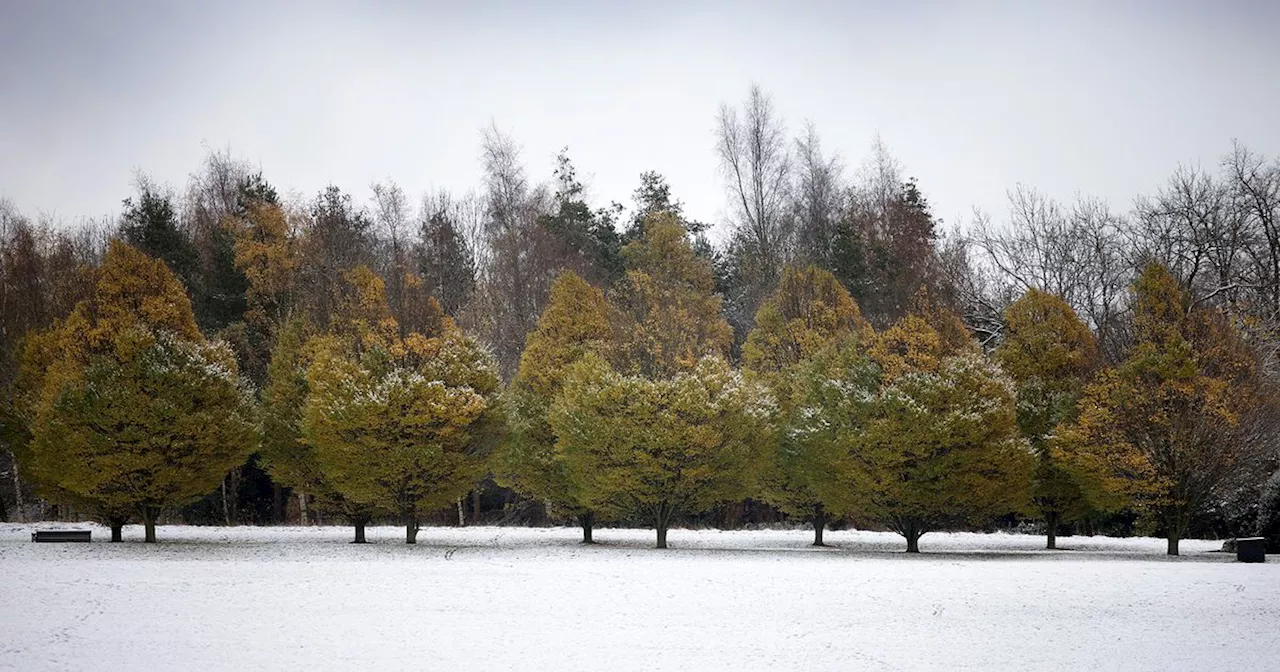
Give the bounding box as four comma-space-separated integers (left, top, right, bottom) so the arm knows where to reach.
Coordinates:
743, 265, 873, 375
611, 214, 732, 377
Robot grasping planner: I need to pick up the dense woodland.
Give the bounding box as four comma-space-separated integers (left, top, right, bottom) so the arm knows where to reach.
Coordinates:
2, 87, 1279, 554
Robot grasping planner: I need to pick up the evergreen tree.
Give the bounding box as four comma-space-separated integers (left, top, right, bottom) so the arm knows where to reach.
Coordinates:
1063, 264, 1265, 555
610, 213, 733, 378
301, 267, 500, 543
120, 180, 200, 300
493, 271, 612, 542
855, 304, 1031, 552
20, 241, 255, 542
416, 198, 476, 317
994, 289, 1098, 549
743, 265, 874, 545
550, 354, 775, 548
537, 150, 624, 285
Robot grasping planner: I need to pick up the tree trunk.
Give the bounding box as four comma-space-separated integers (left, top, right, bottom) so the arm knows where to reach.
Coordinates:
142, 508, 158, 543
457, 498, 466, 527
812, 504, 828, 547
1167, 534, 1180, 556
353, 519, 367, 544
1046, 511, 1059, 550
406, 518, 419, 544
272, 484, 284, 524
8, 449, 24, 523
221, 477, 231, 526
578, 511, 595, 544
472, 489, 481, 525
903, 521, 922, 553
655, 502, 672, 549
299, 492, 309, 526
110, 520, 124, 542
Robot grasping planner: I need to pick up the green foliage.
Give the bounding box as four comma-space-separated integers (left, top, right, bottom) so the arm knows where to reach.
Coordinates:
259, 317, 321, 496
21, 241, 255, 539
773, 341, 880, 521
31, 326, 255, 529
538, 150, 624, 285
299, 268, 501, 538
550, 354, 776, 547
995, 289, 1098, 539
120, 183, 200, 300
611, 213, 733, 378
854, 352, 1031, 548
743, 265, 875, 538
493, 272, 611, 518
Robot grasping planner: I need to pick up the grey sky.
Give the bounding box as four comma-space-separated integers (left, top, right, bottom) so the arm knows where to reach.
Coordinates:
2, 0, 1278, 238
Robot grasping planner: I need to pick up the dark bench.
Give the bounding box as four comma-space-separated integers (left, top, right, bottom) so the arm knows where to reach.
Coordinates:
31, 530, 92, 543
1237, 537, 1266, 563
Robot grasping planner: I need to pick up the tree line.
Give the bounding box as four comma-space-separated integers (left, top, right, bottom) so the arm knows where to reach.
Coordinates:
1, 86, 1278, 554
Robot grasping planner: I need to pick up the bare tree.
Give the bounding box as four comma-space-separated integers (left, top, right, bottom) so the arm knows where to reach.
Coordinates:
371, 180, 413, 332
717, 85, 793, 336
1224, 141, 1280, 319
791, 121, 846, 268
1132, 164, 1251, 307
469, 124, 553, 378
973, 187, 1131, 361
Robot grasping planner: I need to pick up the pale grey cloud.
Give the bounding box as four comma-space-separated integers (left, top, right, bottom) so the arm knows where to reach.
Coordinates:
2, 0, 1277, 237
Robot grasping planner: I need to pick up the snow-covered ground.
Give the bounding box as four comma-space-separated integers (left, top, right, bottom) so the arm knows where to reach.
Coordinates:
0, 524, 1275, 671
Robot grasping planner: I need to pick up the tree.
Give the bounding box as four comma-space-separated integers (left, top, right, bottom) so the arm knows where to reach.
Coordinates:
21, 240, 255, 542
772, 341, 879, 545
742, 265, 874, 545
1062, 263, 1268, 555
301, 267, 500, 543
610, 213, 733, 378
493, 271, 612, 542
994, 289, 1098, 548
258, 316, 323, 525
791, 123, 846, 271
371, 181, 415, 333
550, 355, 775, 548
717, 85, 793, 337
860, 352, 1030, 552
836, 141, 942, 327
297, 185, 375, 329
467, 125, 553, 378
416, 191, 477, 317
120, 177, 200, 300
537, 149, 624, 286
854, 303, 1030, 552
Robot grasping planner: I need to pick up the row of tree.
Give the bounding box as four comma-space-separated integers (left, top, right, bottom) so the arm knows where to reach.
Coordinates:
1, 86, 1278, 553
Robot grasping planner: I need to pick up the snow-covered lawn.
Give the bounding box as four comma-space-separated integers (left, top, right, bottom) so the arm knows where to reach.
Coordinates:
1, 524, 1275, 671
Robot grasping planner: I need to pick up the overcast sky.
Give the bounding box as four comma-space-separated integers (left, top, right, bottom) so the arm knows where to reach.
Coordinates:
2, 0, 1278, 239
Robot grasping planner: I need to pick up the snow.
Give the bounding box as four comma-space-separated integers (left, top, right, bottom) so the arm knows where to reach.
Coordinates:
1, 524, 1276, 671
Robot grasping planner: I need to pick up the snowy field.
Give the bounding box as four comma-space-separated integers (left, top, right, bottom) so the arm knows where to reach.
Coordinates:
1, 524, 1276, 671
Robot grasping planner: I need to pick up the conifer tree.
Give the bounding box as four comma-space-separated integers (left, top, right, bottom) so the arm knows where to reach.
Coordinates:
547, 216, 772, 548
994, 289, 1098, 549
550, 355, 775, 548
855, 303, 1031, 552
493, 271, 612, 542
301, 267, 501, 543
21, 240, 255, 542
610, 213, 733, 378
743, 265, 874, 545
1063, 263, 1264, 555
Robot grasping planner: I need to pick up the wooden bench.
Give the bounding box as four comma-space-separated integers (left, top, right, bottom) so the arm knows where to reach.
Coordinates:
31, 530, 92, 543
